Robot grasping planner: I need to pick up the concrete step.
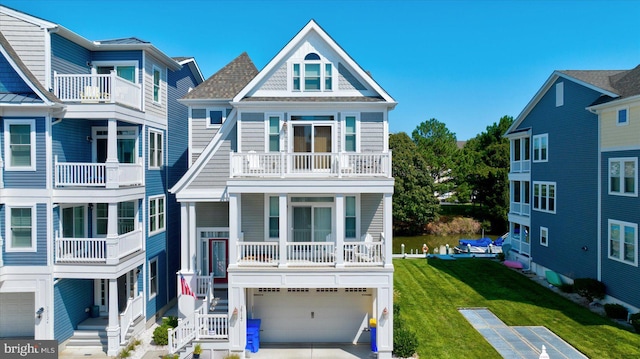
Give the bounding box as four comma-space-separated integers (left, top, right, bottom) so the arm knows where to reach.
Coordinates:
66, 330, 108, 347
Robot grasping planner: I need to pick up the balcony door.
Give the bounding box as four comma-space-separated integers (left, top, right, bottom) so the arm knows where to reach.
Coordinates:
292, 123, 333, 171
62, 205, 86, 238
93, 127, 137, 164
291, 198, 333, 242
200, 229, 229, 283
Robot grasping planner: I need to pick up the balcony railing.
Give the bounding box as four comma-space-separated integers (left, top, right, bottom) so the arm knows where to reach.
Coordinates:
510, 202, 531, 216
54, 156, 143, 188
54, 229, 143, 264
168, 313, 229, 354
236, 240, 385, 267
510, 159, 531, 173
230, 152, 392, 178
53, 71, 142, 110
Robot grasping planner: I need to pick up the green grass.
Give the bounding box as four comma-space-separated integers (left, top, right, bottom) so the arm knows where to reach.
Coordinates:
394, 258, 640, 358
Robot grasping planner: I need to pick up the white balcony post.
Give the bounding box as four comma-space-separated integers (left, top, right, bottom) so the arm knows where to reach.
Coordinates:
335, 194, 345, 268
105, 119, 119, 189
278, 194, 288, 268
228, 285, 246, 356
375, 286, 393, 359
383, 193, 393, 268
228, 194, 239, 269
106, 202, 119, 264
106, 278, 120, 356
188, 202, 197, 272
180, 203, 190, 272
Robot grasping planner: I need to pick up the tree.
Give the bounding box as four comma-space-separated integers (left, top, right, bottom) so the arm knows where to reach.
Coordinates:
461, 115, 513, 232
389, 132, 439, 235
411, 119, 459, 199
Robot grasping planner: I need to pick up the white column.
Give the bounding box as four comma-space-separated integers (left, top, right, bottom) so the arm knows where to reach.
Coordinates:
180, 202, 189, 272
228, 194, 239, 269
105, 119, 119, 188
228, 285, 246, 356
106, 278, 120, 356
376, 285, 393, 359
106, 202, 119, 264
188, 202, 197, 273
383, 193, 393, 268
334, 194, 345, 268
278, 194, 287, 268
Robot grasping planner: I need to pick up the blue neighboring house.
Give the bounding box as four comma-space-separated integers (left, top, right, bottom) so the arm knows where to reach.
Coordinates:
0, 5, 203, 355
505, 66, 640, 311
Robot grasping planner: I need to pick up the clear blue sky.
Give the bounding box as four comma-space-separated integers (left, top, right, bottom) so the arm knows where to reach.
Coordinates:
3, 0, 639, 140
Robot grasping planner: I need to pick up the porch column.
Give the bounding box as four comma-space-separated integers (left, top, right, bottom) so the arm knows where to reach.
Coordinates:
278, 194, 287, 268
228, 194, 239, 269
335, 194, 345, 268
228, 285, 246, 357
376, 285, 393, 359
180, 202, 189, 273
383, 193, 393, 268
105, 118, 119, 189
106, 278, 120, 356
188, 202, 197, 272
105, 202, 119, 265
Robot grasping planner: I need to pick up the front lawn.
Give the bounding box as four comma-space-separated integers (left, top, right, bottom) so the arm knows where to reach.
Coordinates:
394, 258, 640, 358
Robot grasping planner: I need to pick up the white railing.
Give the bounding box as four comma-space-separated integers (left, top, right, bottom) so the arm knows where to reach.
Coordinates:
237, 242, 279, 266
194, 275, 212, 298
196, 314, 229, 339
510, 202, 531, 216
168, 314, 197, 354
286, 242, 335, 266
344, 241, 384, 266
230, 151, 392, 178
119, 294, 144, 343
54, 156, 143, 188
53, 71, 141, 110
510, 159, 531, 173
55, 230, 142, 264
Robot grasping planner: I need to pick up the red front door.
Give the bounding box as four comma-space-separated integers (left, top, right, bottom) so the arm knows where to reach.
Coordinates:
208, 238, 228, 283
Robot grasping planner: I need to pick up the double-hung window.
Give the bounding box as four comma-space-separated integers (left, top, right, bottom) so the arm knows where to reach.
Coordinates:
153, 67, 161, 103
149, 196, 165, 234
345, 196, 356, 239
149, 257, 158, 298
540, 227, 548, 247
7, 206, 36, 251
292, 53, 333, 92
268, 196, 279, 239
4, 119, 36, 171
267, 115, 282, 152
533, 181, 556, 213
532, 134, 548, 162
344, 115, 357, 152
608, 219, 637, 266
609, 158, 637, 196
149, 130, 163, 169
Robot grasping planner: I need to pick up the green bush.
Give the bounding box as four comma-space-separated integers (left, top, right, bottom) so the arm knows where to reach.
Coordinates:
162, 316, 179, 328
573, 278, 606, 302
604, 303, 628, 320
153, 324, 170, 345
559, 283, 574, 293
630, 313, 640, 333
393, 326, 418, 358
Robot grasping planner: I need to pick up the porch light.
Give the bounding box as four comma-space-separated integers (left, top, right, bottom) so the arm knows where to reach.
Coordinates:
382, 307, 388, 318
233, 307, 238, 315
36, 307, 44, 319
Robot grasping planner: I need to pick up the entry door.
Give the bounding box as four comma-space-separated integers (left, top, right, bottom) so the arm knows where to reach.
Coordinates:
292, 206, 332, 242
209, 239, 228, 283
94, 279, 108, 315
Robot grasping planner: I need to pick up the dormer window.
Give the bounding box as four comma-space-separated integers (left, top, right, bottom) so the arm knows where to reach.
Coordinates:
292, 53, 333, 92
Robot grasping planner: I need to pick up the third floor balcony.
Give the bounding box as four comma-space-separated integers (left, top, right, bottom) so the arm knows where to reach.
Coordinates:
53, 71, 142, 110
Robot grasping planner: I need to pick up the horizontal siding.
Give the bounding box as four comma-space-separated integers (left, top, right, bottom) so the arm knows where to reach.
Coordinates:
54, 279, 93, 344
601, 103, 640, 149
196, 202, 229, 227
143, 53, 166, 120
2, 117, 47, 188
0, 13, 46, 85
0, 53, 33, 93
192, 119, 217, 149
3, 203, 48, 266
360, 112, 384, 152
361, 194, 383, 240
241, 194, 264, 242
190, 125, 236, 188
146, 253, 166, 320
240, 113, 265, 152
52, 119, 93, 163
51, 33, 91, 83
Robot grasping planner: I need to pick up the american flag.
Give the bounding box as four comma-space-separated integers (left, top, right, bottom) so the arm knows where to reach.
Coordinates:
180, 273, 197, 298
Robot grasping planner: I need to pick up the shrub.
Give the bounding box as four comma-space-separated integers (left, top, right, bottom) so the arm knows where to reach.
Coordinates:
162, 316, 179, 328
630, 313, 640, 333
573, 278, 606, 302
559, 283, 574, 293
153, 324, 170, 345
426, 216, 481, 235
223, 354, 241, 359
393, 326, 418, 358
604, 303, 628, 320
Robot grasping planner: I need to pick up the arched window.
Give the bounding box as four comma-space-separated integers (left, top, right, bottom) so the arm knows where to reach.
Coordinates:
292, 53, 333, 91
304, 53, 321, 60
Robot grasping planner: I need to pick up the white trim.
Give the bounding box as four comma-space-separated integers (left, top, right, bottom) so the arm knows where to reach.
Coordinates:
148, 195, 166, 236
91, 60, 140, 84
540, 226, 548, 247
264, 113, 284, 152
532, 181, 556, 214
607, 157, 637, 197
341, 112, 360, 152
616, 107, 629, 126
148, 129, 164, 169
601, 145, 640, 152
5, 204, 37, 252
555, 82, 564, 107
607, 219, 638, 267
4, 119, 37, 171
148, 257, 158, 299
286, 112, 338, 153
532, 133, 548, 163
152, 65, 162, 104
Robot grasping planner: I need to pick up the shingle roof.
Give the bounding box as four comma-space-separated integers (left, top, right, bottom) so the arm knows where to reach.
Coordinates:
611, 65, 640, 98
97, 37, 149, 45
172, 56, 192, 62
558, 70, 627, 95
183, 52, 258, 100
240, 96, 385, 102
0, 30, 59, 103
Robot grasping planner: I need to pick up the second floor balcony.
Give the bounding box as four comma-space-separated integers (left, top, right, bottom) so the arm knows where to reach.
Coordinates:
54, 229, 143, 265
54, 156, 143, 188
53, 71, 142, 110
230, 151, 392, 178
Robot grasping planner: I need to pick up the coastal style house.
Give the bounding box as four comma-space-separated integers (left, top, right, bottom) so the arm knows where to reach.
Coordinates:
505, 66, 640, 311
0, 5, 203, 356
170, 20, 396, 358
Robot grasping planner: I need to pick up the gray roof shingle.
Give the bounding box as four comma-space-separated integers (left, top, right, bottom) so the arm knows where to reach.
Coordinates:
97, 37, 149, 45
183, 52, 258, 100
240, 96, 385, 102
558, 70, 627, 95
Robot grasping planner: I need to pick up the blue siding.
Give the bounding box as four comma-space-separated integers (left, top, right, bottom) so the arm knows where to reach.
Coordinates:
1, 117, 47, 188
52, 119, 93, 163
518, 78, 602, 279
146, 251, 166, 320
54, 279, 93, 343
91, 51, 144, 84
50, 34, 91, 80
3, 203, 48, 265
601, 150, 640, 307
0, 53, 33, 93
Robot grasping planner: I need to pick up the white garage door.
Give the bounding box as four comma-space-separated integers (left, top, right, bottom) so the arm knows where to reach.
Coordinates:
251, 288, 372, 343
0, 293, 35, 338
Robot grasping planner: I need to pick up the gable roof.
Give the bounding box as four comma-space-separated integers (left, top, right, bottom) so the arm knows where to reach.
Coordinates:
97, 37, 149, 45
232, 20, 395, 105
182, 52, 258, 101
0, 30, 60, 105
174, 57, 205, 85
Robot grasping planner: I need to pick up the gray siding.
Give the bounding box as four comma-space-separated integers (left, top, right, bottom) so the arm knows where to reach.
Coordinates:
196, 202, 229, 227
360, 112, 384, 152
260, 63, 287, 91
192, 119, 218, 150
240, 113, 265, 152
0, 13, 46, 85
600, 150, 640, 308
144, 53, 167, 119
189, 124, 236, 188
361, 194, 383, 240
241, 194, 264, 242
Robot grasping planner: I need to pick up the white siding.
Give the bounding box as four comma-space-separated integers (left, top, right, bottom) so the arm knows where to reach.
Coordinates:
0, 13, 46, 85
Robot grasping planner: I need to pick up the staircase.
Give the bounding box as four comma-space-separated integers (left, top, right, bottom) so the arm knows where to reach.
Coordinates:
210, 285, 228, 314
66, 318, 108, 351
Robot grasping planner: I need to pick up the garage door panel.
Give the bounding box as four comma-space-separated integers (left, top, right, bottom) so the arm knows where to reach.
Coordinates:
0, 293, 35, 338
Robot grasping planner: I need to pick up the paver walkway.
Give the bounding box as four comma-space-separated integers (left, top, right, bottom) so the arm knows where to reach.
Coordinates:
459, 308, 588, 359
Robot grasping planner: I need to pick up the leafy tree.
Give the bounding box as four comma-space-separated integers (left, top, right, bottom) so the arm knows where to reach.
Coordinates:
461, 115, 513, 232
411, 119, 459, 199
390, 132, 439, 235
